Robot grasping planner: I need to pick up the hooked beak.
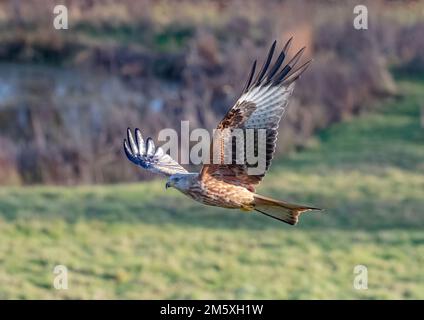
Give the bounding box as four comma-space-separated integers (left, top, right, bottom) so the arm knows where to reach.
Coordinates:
165, 181, 171, 190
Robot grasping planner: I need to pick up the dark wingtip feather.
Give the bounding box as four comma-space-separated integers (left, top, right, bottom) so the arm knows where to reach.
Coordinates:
134, 127, 142, 143
127, 128, 132, 142
254, 40, 277, 86
242, 39, 310, 93
283, 36, 293, 54
281, 59, 312, 85
263, 37, 296, 86
243, 60, 257, 93
274, 46, 307, 85
265, 49, 286, 85
288, 47, 306, 68
126, 128, 137, 153
123, 139, 134, 162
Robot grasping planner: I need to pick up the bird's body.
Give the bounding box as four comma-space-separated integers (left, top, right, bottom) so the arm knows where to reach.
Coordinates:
124, 39, 322, 225
179, 174, 255, 210
166, 172, 318, 225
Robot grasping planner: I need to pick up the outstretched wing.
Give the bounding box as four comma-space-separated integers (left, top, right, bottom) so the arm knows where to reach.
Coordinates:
124, 128, 188, 176
200, 38, 310, 191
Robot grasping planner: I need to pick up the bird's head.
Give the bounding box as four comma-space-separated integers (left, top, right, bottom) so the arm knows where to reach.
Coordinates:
165, 173, 195, 192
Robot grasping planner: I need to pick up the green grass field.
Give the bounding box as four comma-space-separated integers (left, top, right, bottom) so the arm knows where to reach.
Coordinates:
0, 76, 423, 299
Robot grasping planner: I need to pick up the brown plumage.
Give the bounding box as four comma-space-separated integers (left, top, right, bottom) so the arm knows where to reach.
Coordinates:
124, 39, 321, 225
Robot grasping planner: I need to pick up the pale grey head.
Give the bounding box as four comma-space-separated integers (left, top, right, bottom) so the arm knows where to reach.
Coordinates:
165, 173, 198, 192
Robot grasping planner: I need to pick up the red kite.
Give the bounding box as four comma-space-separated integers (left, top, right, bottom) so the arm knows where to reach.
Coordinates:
124, 39, 321, 225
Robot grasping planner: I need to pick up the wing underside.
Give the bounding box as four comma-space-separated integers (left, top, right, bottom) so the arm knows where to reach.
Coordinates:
201, 39, 310, 191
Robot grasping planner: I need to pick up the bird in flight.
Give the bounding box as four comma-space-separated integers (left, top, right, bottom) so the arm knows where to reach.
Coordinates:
124, 39, 321, 225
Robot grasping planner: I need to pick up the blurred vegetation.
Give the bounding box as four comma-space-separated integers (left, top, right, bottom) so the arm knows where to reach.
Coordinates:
0, 75, 422, 299
1, 0, 423, 184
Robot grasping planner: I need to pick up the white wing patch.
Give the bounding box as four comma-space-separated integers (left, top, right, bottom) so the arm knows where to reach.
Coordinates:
240, 82, 295, 130
124, 128, 188, 176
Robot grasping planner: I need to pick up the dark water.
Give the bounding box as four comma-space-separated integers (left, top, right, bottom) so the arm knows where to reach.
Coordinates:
0, 63, 146, 112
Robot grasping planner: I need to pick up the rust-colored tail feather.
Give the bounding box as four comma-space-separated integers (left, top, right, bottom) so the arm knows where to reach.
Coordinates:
253, 194, 321, 225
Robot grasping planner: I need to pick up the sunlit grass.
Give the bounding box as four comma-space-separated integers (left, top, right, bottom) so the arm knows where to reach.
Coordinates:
0, 221, 422, 299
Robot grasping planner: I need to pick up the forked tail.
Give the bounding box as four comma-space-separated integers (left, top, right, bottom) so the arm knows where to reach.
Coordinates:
253, 194, 321, 225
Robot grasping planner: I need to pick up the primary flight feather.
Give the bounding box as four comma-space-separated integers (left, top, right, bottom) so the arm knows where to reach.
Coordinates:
124, 39, 321, 225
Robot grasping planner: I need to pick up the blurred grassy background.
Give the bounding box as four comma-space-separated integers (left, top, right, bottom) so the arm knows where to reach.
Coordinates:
0, 0, 423, 299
